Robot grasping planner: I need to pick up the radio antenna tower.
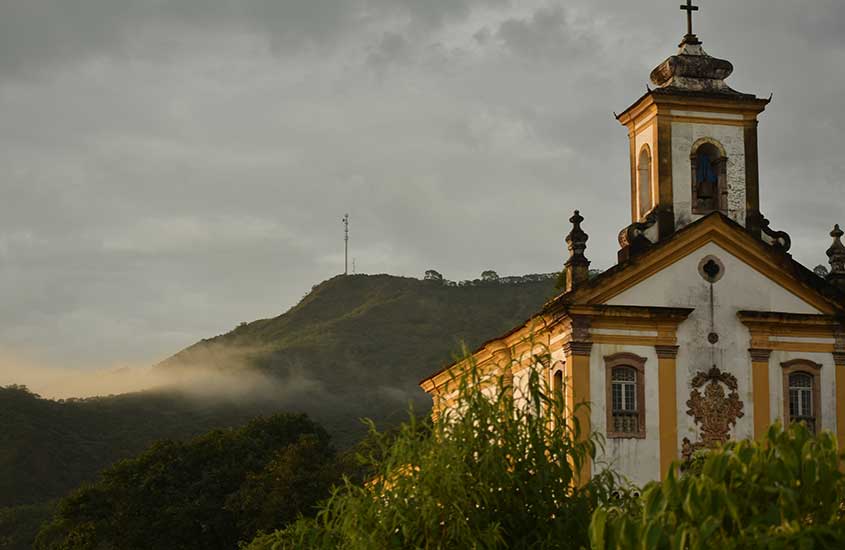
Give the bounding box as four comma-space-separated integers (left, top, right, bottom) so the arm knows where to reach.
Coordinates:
342, 213, 350, 275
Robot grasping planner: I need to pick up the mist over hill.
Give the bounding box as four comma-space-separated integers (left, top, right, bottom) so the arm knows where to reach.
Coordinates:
1, 273, 558, 519
156, 273, 559, 445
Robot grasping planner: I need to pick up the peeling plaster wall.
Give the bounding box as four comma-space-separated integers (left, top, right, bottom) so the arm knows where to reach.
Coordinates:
671, 121, 746, 228
605, 242, 823, 480
591, 344, 660, 486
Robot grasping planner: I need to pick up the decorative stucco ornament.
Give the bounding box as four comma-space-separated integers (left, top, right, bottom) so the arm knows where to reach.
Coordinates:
563, 210, 590, 291
681, 366, 744, 460
647, 16, 755, 100
827, 225, 845, 277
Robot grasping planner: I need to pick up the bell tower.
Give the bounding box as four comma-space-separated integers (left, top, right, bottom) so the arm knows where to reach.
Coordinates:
615, 2, 774, 258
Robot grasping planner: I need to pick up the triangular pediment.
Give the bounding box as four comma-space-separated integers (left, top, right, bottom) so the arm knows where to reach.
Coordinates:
548, 213, 844, 315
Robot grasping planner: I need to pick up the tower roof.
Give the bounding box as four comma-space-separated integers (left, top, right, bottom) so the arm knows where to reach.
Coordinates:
649, 39, 750, 98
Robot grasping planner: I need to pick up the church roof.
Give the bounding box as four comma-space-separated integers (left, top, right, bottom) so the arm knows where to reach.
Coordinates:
616, 30, 769, 124
545, 212, 845, 315
419, 213, 845, 389
649, 39, 749, 98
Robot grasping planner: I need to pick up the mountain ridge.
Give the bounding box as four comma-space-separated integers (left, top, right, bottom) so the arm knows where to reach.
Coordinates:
1, 272, 558, 513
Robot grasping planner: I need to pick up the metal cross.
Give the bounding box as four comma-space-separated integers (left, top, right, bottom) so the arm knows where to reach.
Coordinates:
680, 0, 699, 36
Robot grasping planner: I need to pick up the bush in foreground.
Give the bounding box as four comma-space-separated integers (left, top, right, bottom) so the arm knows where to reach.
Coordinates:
35, 414, 340, 550
590, 422, 845, 549
244, 350, 624, 549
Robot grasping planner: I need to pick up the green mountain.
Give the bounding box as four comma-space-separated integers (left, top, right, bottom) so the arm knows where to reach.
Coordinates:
0, 385, 278, 509
157, 273, 558, 445
0, 273, 557, 524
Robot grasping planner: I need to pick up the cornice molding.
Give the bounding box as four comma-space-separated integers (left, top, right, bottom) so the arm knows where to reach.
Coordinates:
749, 348, 772, 362
655, 345, 680, 359
563, 341, 593, 357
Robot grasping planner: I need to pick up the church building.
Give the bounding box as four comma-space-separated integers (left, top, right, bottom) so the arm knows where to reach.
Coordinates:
419, 7, 845, 486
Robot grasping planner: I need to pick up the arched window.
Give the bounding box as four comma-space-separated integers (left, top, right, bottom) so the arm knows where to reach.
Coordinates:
637, 146, 652, 220
553, 370, 563, 401
782, 359, 822, 434
604, 353, 647, 438
551, 369, 564, 419
690, 140, 728, 215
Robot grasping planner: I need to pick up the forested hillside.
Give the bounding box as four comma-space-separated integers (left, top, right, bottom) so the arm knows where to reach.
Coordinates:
0, 386, 278, 509
0, 272, 557, 542
157, 274, 558, 445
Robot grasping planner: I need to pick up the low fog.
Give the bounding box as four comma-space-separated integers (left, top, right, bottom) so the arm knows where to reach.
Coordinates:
0, 348, 320, 401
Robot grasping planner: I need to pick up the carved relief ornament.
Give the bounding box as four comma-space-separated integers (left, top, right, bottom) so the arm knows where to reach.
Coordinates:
681, 366, 744, 460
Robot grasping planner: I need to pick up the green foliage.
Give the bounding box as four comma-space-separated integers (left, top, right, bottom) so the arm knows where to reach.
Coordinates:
590, 422, 845, 550
160, 274, 559, 447
1, 274, 555, 546
35, 415, 340, 550
0, 385, 284, 509
226, 434, 343, 538
0, 501, 55, 550
243, 351, 623, 550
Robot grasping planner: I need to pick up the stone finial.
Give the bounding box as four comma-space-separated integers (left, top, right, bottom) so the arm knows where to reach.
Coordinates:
827, 224, 845, 289
649, 40, 736, 95
564, 210, 590, 292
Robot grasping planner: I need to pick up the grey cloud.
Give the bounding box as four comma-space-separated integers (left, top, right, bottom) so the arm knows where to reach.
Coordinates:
366, 32, 411, 72
1, 0, 844, 374
0, 0, 508, 82
495, 6, 592, 60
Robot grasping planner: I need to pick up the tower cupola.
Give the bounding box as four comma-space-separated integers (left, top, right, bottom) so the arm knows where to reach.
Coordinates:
615, 2, 776, 259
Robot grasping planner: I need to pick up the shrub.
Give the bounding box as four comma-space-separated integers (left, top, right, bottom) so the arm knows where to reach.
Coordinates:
35, 415, 339, 550
590, 422, 845, 550
244, 347, 624, 549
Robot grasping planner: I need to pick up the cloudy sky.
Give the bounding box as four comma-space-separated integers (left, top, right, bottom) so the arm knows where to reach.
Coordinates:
1, 0, 844, 375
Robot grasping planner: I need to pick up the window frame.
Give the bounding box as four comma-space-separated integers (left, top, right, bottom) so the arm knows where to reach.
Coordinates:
781, 359, 822, 433
689, 138, 728, 215
637, 144, 653, 220
605, 353, 647, 439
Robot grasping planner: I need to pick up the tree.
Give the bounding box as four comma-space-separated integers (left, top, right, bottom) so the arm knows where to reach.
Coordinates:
0, 502, 55, 550
226, 434, 342, 538
481, 270, 499, 282
423, 269, 443, 282
35, 415, 339, 550
244, 346, 622, 549
590, 422, 845, 550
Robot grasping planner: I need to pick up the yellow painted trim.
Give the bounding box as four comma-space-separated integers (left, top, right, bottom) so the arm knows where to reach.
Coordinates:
766, 342, 835, 353
565, 350, 591, 483
837, 363, 845, 453
667, 115, 751, 127
422, 319, 557, 395
618, 92, 766, 129
751, 360, 771, 440
651, 122, 659, 212
657, 355, 678, 479
592, 334, 662, 346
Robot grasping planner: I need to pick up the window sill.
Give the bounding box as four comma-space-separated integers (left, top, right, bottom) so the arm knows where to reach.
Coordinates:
606, 433, 647, 440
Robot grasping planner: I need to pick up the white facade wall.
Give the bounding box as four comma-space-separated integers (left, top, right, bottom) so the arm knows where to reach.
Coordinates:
602, 241, 825, 483
671, 120, 746, 228
590, 344, 661, 486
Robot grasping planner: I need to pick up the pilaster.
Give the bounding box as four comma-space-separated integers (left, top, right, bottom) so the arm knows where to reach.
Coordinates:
749, 348, 772, 439
563, 339, 593, 483
655, 117, 675, 240
744, 122, 762, 238
655, 345, 679, 478
835, 326, 845, 452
